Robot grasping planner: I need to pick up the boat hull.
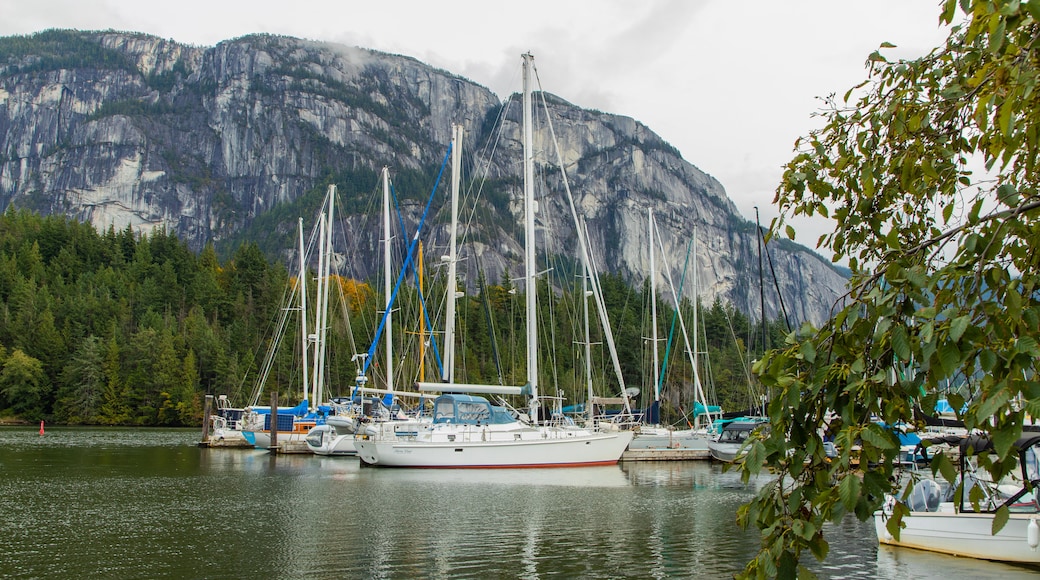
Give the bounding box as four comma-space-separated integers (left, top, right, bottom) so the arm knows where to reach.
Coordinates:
706, 441, 741, 462
355, 429, 634, 468
874, 509, 1040, 564
243, 430, 312, 449
305, 424, 358, 456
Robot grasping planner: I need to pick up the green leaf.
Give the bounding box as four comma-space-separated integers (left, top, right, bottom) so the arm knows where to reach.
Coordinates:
931, 451, 958, 484
861, 424, 898, 450
791, 519, 818, 541
838, 473, 862, 512
977, 388, 1011, 422
937, 342, 962, 376
744, 440, 765, 472
891, 325, 912, 361
949, 315, 970, 342
992, 423, 1020, 458
992, 505, 1010, 535
1016, 336, 1040, 357
799, 340, 817, 363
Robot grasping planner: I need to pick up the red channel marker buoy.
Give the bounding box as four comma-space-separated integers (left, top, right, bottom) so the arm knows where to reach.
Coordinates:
39, 420, 45, 436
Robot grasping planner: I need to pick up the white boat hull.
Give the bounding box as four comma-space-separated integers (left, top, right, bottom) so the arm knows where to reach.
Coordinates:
874, 509, 1040, 564
305, 424, 357, 456
706, 441, 741, 462
244, 430, 312, 449
355, 428, 634, 468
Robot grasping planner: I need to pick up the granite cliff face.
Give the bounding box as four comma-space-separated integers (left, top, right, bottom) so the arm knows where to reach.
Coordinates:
0, 30, 846, 324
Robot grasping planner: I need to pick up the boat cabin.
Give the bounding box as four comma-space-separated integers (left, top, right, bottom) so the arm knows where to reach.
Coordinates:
432, 393, 516, 426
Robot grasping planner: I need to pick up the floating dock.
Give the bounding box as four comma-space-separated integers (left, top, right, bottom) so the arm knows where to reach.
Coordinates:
621, 448, 710, 461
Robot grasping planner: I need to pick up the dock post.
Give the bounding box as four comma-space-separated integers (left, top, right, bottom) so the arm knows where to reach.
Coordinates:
270, 392, 279, 451
201, 394, 213, 444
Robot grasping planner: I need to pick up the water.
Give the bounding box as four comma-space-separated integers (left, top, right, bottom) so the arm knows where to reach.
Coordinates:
1, 427, 1037, 579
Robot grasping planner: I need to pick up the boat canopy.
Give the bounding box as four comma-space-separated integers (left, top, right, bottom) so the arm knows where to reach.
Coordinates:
432, 393, 516, 426
959, 433, 1040, 457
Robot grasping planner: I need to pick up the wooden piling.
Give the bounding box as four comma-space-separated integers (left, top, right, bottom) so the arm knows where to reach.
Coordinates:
269, 392, 278, 451
201, 394, 213, 444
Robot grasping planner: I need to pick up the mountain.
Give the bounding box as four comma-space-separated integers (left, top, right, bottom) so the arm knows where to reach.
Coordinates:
0, 30, 847, 325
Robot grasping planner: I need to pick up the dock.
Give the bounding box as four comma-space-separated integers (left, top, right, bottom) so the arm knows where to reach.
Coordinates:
198, 437, 254, 449
621, 448, 710, 461
269, 441, 313, 454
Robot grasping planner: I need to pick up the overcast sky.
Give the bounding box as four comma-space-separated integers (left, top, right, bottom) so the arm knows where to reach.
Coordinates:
0, 0, 953, 258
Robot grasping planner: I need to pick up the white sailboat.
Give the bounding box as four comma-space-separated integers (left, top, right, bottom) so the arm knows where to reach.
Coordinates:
630, 215, 719, 454
353, 55, 633, 468
242, 186, 337, 450
306, 167, 399, 456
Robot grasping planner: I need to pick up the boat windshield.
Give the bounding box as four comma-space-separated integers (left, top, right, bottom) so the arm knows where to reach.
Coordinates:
719, 428, 750, 444
433, 396, 491, 425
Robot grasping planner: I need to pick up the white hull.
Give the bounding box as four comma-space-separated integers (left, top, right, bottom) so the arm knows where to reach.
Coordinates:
706, 441, 741, 462
244, 430, 311, 449
305, 424, 357, 456
875, 508, 1040, 564
355, 427, 634, 468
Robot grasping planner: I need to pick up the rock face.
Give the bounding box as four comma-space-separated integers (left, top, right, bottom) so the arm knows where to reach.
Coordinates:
0, 30, 847, 325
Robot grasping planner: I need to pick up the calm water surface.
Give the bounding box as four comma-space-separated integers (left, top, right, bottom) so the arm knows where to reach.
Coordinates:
1, 427, 1037, 579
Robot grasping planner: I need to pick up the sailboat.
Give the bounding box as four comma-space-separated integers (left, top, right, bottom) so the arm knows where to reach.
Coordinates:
240, 186, 338, 450
629, 214, 720, 457
353, 55, 633, 468
306, 164, 440, 455
875, 433, 1040, 564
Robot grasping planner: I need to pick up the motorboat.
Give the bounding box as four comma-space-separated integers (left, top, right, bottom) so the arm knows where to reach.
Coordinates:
874, 433, 1040, 564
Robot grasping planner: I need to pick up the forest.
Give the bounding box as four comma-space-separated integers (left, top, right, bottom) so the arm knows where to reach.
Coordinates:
0, 208, 787, 426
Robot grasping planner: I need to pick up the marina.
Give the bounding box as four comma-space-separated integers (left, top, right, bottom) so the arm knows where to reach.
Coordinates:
3, 426, 1038, 578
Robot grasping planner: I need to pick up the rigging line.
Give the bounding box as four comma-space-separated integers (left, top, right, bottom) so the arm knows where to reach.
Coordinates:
388, 177, 445, 379
326, 186, 360, 361
360, 141, 452, 379
651, 217, 713, 424
248, 190, 330, 406
657, 234, 694, 400
477, 258, 506, 385
459, 91, 514, 254
760, 225, 792, 333
532, 65, 628, 406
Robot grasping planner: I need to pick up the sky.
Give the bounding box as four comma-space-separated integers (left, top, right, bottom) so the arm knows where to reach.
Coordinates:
0, 0, 954, 259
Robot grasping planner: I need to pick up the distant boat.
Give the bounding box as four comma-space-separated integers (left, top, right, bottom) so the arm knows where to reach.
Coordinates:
875, 433, 1040, 564
631, 216, 719, 456
242, 186, 340, 450
354, 55, 634, 468
205, 394, 251, 447
706, 417, 769, 463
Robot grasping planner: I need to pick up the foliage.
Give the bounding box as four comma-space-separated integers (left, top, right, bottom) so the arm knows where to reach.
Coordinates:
0, 29, 138, 76
738, 1, 1040, 577
0, 206, 780, 427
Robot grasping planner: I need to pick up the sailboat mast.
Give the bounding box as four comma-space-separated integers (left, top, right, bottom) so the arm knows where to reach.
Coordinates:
442, 124, 462, 382
383, 168, 394, 393
755, 206, 766, 414
522, 53, 539, 424
309, 186, 334, 409
313, 215, 327, 409
418, 241, 425, 383
298, 218, 309, 406
692, 226, 701, 428
650, 209, 660, 408
583, 266, 594, 424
